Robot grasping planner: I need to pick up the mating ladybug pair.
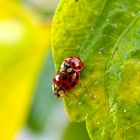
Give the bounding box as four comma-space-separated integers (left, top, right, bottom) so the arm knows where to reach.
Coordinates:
52, 56, 83, 98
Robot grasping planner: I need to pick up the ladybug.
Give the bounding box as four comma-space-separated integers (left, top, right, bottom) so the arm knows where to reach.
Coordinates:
52, 70, 80, 97
61, 56, 83, 73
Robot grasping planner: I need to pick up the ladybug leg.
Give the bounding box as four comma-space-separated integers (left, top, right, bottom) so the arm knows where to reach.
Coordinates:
64, 92, 69, 97
64, 92, 77, 100
73, 93, 78, 100
70, 92, 78, 100
79, 82, 82, 86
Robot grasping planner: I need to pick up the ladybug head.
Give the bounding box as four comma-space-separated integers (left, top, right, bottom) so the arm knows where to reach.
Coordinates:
52, 84, 65, 98
61, 62, 73, 73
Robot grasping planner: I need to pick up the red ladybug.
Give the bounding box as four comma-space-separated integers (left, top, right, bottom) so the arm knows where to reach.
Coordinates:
61, 56, 83, 73
52, 70, 80, 97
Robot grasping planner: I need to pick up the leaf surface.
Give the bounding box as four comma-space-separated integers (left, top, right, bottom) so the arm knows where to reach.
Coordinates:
52, 0, 140, 139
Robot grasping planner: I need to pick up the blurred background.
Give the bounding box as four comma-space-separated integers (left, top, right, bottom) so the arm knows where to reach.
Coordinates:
0, 1, 90, 140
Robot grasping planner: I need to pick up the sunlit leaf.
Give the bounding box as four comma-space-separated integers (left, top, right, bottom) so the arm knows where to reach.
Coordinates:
52, 0, 140, 139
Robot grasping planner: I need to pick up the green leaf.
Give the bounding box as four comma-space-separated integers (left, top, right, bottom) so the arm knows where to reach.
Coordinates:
62, 122, 90, 140
52, 0, 140, 139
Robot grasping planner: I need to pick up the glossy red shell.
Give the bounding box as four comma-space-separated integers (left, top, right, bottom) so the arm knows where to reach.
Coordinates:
61, 56, 83, 72
53, 71, 80, 91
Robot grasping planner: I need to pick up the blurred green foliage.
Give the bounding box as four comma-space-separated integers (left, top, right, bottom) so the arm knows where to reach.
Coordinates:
27, 50, 56, 132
